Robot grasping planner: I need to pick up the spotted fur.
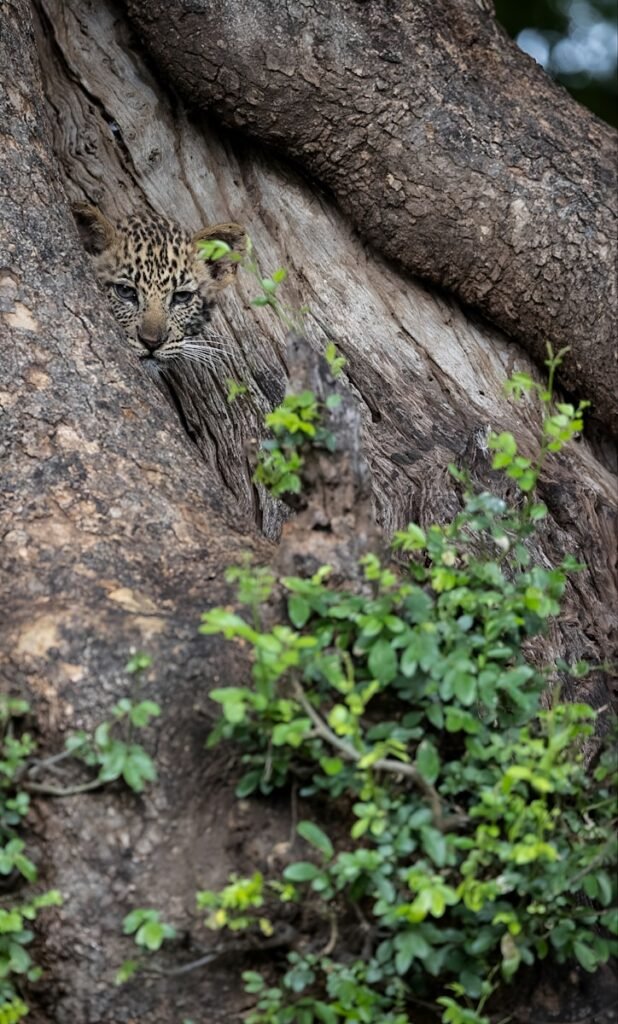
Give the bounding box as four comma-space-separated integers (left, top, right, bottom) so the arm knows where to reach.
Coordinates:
74, 203, 246, 373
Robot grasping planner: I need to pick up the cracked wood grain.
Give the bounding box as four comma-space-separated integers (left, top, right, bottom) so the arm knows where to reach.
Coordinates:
125, 0, 618, 434
1, 0, 616, 1019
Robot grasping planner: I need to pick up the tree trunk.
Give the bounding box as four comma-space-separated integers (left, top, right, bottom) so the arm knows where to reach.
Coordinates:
125, 0, 618, 434
0, 0, 615, 1020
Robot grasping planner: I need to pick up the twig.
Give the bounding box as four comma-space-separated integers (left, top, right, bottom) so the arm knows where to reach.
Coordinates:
293, 682, 466, 831
23, 778, 107, 797
142, 926, 298, 978
160, 951, 220, 976
567, 839, 617, 890
319, 910, 338, 957
289, 779, 298, 846
25, 747, 81, 778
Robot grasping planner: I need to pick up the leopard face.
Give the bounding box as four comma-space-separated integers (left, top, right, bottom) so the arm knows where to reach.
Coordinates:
74, 203, 246, 373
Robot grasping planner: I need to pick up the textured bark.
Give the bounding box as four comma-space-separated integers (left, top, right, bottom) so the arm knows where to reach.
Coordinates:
1, 3, 274, 1021
125, 0, 618, 434
0, 0, 616, 1020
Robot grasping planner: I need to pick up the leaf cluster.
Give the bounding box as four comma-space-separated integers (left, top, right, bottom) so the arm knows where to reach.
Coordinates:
0, 698, 63, 1011
200, 356, 617, 1022
254, 390, 340, 499
65, 698, 160, 793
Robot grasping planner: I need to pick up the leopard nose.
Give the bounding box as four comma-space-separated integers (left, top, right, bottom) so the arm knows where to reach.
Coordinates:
138, 332, 166, 352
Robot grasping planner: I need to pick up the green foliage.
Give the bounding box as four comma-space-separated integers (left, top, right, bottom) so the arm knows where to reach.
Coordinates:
489, 345, 589, 497
125, 652, 153, 674
253, 390, 337, 499
198, 234, 306, 329
196, 872, 285, 936
197, 239, 234, 263
0, 890, 63, 1000
0, 996, 29, 1024
226, 378, 249, 404
65, 698, 160, 793
200, 361, 617, 1021
324, 342, 346, 379
0, 698, 63, 1011
2, 670, 160, 1007
122, 908, 176, 951
115, 908, 177, 985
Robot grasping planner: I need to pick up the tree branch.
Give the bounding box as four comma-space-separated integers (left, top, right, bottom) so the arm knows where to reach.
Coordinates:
127, 0, 617, 431
293, 682, 464, 831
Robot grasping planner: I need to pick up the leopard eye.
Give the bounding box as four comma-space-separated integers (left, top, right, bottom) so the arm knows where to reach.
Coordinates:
113, 282, 138, 303
172, 290, 195, 306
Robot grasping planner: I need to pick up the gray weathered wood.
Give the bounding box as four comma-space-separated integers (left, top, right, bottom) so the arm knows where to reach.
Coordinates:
0, 0, 614, 1019
125, 0, 618, 433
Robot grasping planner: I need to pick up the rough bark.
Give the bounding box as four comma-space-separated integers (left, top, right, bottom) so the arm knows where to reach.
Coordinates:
33, 0, 617, 672
0, 0, 616, 1020
124, 0, 618, 435
1, 3, 275, 1021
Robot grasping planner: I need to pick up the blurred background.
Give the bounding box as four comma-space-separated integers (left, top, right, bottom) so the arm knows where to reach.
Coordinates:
494, 0, 618, 127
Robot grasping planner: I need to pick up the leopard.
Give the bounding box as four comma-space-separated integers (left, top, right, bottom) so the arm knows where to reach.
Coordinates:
74, 202, 247, 376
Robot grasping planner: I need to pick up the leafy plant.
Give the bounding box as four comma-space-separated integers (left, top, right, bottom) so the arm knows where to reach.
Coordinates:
198, 237, 305, 330
0, 697, 63, 1012
63, 697, 160, 794
324, 341, 346, 379
0, 996, 29, 1024
196, 872, 290, 937
253, 389, 340, 500
122, 907, 177, 951
1, 658, 160, 1010
199, 355, 617, 1022
226, 378, 249, 404
116, 908, 177, 984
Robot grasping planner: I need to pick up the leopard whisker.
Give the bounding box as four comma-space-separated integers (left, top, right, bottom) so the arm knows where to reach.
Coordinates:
181, 350, 228, 363
176, 352, 223, 369
182, 341, 229, 353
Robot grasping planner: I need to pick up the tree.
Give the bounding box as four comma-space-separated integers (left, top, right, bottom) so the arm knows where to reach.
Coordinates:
1, 1, 615, 1021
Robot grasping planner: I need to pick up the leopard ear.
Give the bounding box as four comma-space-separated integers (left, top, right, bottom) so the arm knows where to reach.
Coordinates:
73, 202, 117, 255
193, 222, 248, 292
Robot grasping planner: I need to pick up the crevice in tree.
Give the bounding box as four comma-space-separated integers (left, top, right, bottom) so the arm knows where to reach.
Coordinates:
3, 2, 616, 1018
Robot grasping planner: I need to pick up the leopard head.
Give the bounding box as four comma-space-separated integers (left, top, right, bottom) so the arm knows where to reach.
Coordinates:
74, 203, 247, 372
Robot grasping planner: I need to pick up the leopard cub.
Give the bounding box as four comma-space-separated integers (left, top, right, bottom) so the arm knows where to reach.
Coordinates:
74, 203, 247, 373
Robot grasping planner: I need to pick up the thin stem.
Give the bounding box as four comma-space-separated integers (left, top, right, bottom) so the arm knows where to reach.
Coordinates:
25, 746, 81, 779
293, 682, 466, 831
24, 777, 107, 797
319, 911, 339, 956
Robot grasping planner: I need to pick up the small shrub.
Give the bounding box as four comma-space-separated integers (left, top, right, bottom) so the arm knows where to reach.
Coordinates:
199, 353, 617, 1022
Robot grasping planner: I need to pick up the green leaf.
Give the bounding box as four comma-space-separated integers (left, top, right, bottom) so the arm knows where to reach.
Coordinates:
416, 740, 440, 784
368, 639, 398, 684
426, 704, 444, 729
236, 770, 262, 798
96, 741, 127, 782
125, 652, 153, 674
139, 920, 166, 951
242, 970, 266, 993
421, 827, 447, 867
319, 756, 344, 776
283, 862, 321, 882
394, 930, 430, 974
198, 238, 232, 261
573, 940, 598, 972
129, 701, 161, 727
115, 959, 139, 985
453, 674, 476, 706
288, 595, 311, 628
596, 872, 614, 907
297, 821, 334, 860
314, 1003, 338, 1024
121, 747, 157, 792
